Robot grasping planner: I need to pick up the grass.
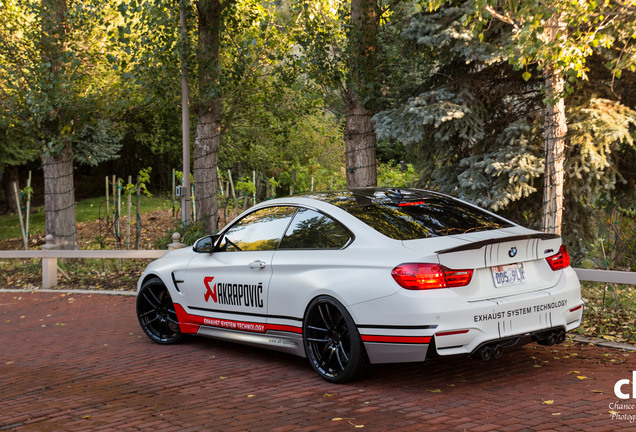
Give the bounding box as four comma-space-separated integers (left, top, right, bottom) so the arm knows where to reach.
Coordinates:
577, 281, 636, 344
0, 195, 173, 242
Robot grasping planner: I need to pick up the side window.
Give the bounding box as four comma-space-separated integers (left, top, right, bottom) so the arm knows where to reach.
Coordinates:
279, 208, 352, 250
218, 206, 296, 252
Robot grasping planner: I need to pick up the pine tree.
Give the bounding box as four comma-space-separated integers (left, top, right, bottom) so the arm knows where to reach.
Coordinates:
373, 5, 636, 256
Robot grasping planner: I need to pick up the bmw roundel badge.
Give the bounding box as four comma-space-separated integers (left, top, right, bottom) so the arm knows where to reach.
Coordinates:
509, 247, 518, 258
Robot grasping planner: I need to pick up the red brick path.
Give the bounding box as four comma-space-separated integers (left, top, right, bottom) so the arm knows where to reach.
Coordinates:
1, 291, 635, 431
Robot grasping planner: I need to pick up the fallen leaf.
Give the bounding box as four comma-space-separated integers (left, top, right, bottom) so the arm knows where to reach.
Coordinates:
577, 376, 588, 380
429, 389, 442, 393
324, 393, 334, 397
542, 400, 554, 405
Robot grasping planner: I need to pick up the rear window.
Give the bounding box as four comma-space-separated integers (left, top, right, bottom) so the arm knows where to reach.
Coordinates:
309, 189, 514, 241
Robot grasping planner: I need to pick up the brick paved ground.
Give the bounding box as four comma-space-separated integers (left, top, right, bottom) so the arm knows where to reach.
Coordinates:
1, 291, 636, 432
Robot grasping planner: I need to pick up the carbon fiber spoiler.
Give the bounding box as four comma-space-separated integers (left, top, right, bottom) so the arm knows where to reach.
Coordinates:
436, 233, 560, 254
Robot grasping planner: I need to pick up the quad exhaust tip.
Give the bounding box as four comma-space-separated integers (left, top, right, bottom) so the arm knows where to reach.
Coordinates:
475, 343, 504, 361
473, 329, 566, 361
538, 330, 566, 346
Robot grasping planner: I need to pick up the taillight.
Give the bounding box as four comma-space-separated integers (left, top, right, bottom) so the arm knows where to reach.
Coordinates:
391, 263, 473, 290
546, 245, 570, 271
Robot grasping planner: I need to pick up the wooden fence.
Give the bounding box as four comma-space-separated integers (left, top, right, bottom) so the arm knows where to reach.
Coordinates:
0, 233, 635, 290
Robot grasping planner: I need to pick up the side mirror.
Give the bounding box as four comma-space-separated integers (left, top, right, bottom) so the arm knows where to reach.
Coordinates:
193, 235, 219, 253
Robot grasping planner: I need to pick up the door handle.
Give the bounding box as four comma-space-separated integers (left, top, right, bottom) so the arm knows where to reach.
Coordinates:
249, 260, 266, 271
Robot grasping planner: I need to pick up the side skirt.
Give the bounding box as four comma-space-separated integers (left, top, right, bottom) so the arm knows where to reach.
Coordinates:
174, 303, 305, 357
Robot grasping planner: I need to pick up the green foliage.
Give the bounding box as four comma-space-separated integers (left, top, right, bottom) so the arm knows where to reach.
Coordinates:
155, 221, 208, 249
465, 0, 636, 96
567, 98, 636, 203
121, 167, 153, 198
235, 177, 256, 196
72, 119, 124, 167
0, 0, 127, 159
377, 162, 419, 188
373, 3, 636, 258
277, 158, 347, 195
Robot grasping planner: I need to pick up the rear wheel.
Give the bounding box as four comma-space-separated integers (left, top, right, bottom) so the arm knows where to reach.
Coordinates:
303, 296, 368, 383
137, 277, 184, 344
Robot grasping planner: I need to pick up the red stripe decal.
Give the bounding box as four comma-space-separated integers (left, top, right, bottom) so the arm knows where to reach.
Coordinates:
266, 324, 303, 334
436, 330, 470, 337
569, 305, 583, 312
174, 304, 302, 335
174, 304, 201, 334
360, 335, 431, 344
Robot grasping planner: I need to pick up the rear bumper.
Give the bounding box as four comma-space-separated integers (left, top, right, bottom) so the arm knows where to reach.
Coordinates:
354, 267, 583, 364
433, 270, 583, 356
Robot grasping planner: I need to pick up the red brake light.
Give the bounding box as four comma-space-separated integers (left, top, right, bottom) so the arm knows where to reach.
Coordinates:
391, 263, 473, 290
546, 245, 570, 271
398, 201, 426, 207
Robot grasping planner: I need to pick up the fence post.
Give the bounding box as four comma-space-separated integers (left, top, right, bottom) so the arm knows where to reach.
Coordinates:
41, 235, 58, 289
168, 233, 186, 251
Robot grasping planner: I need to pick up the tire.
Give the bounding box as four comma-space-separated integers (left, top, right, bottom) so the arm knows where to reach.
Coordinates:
137, 277, 185, 345
303, 296, 369, 383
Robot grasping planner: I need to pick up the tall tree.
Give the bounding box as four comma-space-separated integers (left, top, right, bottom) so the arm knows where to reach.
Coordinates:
40, 0, 78, 249
472, 0, 636, 234
373, 4, 636, 255
193, 0, 223, 233
293, 0, 413, 189
1, 0, 124, 248
345, 0, 378, 188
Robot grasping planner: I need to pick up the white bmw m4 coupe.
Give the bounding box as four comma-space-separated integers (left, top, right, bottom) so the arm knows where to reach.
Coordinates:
137, 188, 583, 383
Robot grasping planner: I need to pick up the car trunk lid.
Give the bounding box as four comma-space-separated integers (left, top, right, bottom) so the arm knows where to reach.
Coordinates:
402, 229, 564, 301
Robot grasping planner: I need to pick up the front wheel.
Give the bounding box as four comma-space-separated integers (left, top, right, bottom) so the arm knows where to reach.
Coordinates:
303, 296, 369, 383
137, 277, 184, 344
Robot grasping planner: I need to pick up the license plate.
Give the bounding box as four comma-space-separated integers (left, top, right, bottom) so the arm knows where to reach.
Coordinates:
491, 263, 526, 288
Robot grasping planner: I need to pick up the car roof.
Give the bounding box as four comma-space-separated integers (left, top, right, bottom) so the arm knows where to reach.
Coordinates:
295, 188, 451, 206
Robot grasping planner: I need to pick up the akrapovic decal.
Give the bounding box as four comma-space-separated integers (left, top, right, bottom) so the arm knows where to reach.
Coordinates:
203, 276, 264, 308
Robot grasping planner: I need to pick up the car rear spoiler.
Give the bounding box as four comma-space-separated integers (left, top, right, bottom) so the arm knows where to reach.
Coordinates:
435, 233, 560, 254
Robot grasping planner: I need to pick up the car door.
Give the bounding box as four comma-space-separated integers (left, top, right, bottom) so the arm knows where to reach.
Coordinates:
182, 206, 297, 320
268, 207, 354, 321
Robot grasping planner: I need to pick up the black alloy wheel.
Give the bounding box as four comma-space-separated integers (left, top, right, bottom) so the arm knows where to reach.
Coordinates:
303, 296, 368, 383
137, 277, 184, 344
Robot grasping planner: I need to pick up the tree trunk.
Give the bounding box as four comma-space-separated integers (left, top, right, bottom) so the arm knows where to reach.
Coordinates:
541, 16, 567, 235
194, 109, 221, 232
42, 143, 78, 249
346, 0, 378, 189
345, 93, 377, 188
180, 0, 192, 226
194, 0, 222, 233
40, 0, 78, 249
542, 68, 566, 235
